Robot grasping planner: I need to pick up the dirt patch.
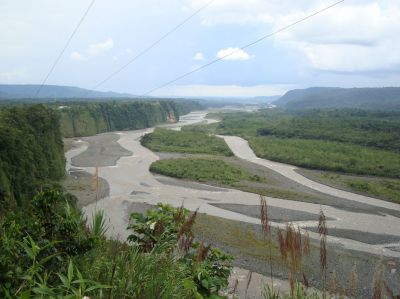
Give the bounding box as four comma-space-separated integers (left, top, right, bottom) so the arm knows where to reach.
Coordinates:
210, 203, 326, 223
63, 170, 109, 207
307, 227, 400, 245
72, 133, 132, 167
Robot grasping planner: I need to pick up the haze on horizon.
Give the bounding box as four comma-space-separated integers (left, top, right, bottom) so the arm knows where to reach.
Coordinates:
1, 0, 400, 97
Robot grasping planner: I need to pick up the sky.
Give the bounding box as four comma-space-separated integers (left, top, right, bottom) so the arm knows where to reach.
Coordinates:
1, 0, 400, 97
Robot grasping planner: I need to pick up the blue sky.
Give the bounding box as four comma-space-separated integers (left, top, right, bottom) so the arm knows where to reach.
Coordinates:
1, 0, 400, 97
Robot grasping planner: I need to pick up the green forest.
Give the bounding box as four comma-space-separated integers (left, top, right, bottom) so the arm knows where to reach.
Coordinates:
206, 109, 400, 176
0, 103, 235, 298
0, 105, 65, 205
141, 128, 233, 156
56, 100, 202, 137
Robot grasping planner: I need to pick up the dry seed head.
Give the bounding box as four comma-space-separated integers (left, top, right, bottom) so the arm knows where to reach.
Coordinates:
178, 209, 198, 238
318, 209, 328, 236
294, 227, 302, 264
260, 195, 270, 238
348, 264, 358, 298
320, 236, 327, 271
277, 228, 287, 261
303, 230, 311, 257
372, 262, 384, 299
195, 242, 210, 264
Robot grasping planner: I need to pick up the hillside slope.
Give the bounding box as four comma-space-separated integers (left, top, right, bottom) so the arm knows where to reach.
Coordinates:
57, 100, 202, 137
0, 84, 133, 100
274, 87, 400, 110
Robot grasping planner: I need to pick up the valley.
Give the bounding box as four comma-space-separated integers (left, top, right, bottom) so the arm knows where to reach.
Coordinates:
64, 109, 400, 296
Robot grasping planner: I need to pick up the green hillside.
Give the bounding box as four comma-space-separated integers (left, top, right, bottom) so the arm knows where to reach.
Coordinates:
274, 87, 400, 110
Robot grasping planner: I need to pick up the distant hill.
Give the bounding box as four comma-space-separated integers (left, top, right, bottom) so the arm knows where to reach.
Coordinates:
0, 84, 134, 100
273, 87, 400, 110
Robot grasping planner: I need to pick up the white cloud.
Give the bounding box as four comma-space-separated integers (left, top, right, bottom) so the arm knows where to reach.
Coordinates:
193, 52, 205, 60
272, 2, 400, 72
87, 37, 114, 55
216, 47, 252, 60
153, 84, 294, 97
70, 51, 84, 61
70, 38, 114, 62
189, 0, 400, 72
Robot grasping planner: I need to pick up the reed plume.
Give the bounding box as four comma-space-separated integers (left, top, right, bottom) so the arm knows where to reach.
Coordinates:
372, 262, 384, 299
318, 209, 328, 293
260, 195, 274, 291
348, 264, 358, 298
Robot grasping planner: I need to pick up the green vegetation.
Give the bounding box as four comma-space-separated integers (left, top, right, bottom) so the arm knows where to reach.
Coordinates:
0, 102, 233, 298
57, 100, 202, 137
299, 169, 400, 204
203, 109, 400, 179
249, 136, 400, 178
274, 87, 400, 110
1, 189, 233, 298
141, 128, 233, 156
150, 157, 262, 185
0, 105, 65, 204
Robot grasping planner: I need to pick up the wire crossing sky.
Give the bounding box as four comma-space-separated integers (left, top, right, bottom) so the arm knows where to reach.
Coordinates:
142, 0, 345, 96
84, 0, 215, 97
35, 0, 96, 97
1, 0, 400, 97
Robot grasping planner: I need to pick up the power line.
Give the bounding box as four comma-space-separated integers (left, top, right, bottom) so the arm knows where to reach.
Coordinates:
142, 0, 345, 97
35, 0, 95, 97
84, 0, 215, 97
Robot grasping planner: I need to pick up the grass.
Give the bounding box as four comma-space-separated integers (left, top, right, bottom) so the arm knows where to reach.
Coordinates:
249, 136, 400, 178
150, 155, 348, 204
141, 128, 233, 156
298, 169, 400, 204
150, 157, 262, 186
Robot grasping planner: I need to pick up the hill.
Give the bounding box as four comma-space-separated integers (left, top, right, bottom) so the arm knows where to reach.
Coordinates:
0, 84, 134, 100
273, 87, 400, 110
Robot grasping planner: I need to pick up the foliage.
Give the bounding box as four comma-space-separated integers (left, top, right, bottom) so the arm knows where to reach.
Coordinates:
141, 128, 233, 156
208, 109, 400, 178
0, 104, 65, 205
57, 100, 202, 137
299, 169, 400, 204
0, 190, 96, 297
249, 136, 400, 178
150, 157, 263, 185
127, 203, 233, 297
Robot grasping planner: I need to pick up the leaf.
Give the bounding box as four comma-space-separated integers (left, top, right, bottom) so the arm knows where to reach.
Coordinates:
67, 260, 74, 284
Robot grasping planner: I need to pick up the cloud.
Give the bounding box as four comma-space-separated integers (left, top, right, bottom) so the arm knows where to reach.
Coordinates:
190, 0, 400, 72
87, 37, 114, 55
193, 52, 205, 60
272, 2, 400, 72
70, 38, 114, 61
153, 84, 294, 97
70, 51, 84, 61
216, 47, 252, 60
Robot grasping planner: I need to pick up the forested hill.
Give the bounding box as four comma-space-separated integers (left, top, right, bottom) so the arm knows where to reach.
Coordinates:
57, 100, 202, 137
274, 87, 400, 110
0, 84, 133, 100
0, 105, 65, 204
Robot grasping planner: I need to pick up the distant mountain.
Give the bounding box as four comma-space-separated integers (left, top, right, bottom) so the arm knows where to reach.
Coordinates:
273, 87, 400, 110
0, 84, 135, 100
